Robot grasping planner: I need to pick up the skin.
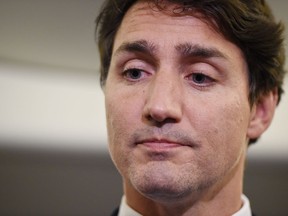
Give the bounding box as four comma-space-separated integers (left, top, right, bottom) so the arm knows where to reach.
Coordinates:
104, 1, 278, 215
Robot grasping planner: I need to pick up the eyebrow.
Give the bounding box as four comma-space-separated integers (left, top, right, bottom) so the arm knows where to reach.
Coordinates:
175, 43, 227, 59
114, 40, 157, 57
114, 39, 227, 61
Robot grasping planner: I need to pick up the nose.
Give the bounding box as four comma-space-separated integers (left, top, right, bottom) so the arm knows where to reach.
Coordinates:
143, 73, 183, 125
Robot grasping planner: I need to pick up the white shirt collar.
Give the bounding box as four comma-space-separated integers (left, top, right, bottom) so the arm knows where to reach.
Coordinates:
232, 195, 252, 216
118, 196, 141, 216
118, 194, 252, 216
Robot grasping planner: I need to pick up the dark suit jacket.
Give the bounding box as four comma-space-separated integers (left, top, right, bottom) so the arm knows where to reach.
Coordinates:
111, 207, 119, 216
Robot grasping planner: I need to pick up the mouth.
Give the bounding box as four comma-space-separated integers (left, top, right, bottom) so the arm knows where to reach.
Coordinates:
135, 138, 190, 151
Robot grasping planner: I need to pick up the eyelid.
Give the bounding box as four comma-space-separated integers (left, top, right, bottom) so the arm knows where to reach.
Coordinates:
184, 62, 218, 79
122, 58, 153, 72
123, 65, 145, 73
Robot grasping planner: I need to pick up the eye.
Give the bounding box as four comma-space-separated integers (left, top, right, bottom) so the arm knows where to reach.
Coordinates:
123, 68, 149, 81
186, 72, 215, 88
192, 73, 208, 84
125, 68, 142, 79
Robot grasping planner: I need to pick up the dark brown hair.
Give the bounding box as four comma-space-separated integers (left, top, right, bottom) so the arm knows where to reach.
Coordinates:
96, 0, 286, 105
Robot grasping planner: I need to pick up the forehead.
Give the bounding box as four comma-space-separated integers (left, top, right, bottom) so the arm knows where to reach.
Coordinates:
119, 1, 221, 36
114, 1, 232, 49
113, 1, 245, 62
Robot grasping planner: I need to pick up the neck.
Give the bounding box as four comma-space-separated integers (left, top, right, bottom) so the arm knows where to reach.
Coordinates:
124, 152, 246, 216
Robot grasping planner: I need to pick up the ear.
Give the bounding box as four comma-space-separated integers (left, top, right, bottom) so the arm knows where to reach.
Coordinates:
247, 89, 278, 140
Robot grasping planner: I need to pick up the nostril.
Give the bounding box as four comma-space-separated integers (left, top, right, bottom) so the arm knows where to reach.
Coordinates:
145, 110, 179, 127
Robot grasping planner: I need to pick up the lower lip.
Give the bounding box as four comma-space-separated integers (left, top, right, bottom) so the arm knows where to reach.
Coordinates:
139, 142, 183, 150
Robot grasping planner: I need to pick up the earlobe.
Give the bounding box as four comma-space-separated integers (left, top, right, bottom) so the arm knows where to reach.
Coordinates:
247, 89, 278, 140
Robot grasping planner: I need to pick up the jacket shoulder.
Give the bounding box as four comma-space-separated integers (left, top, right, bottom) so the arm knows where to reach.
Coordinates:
110, 207, 119, 216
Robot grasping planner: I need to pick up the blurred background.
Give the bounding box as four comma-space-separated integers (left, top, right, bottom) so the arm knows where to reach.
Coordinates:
0, 0, 287, 215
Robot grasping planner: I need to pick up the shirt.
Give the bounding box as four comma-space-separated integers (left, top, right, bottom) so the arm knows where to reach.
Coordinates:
118, 194, 252, 216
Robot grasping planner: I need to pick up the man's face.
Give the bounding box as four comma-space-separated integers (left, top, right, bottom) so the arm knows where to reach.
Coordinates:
104, 2, 253, 201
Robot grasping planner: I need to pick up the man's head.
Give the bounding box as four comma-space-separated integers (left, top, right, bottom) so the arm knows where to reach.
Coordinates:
96, 0, 285, 214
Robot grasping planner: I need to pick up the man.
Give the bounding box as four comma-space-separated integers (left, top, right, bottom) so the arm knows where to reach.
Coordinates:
96, 0, 286, 215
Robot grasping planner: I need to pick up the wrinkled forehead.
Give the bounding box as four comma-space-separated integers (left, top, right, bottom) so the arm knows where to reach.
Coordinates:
112, 0, 246, 67
124, 0, 221, 36
127, 1, 207, 18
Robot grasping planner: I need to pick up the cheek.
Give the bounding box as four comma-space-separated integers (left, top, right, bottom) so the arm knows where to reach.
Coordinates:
105, 95, 129, 147
187, 97, 250, 179
105, 96, 130, 173
104, 88, 143, 164
193, 94, 250, 156
105, 81, 145, 132
105, 92, 142, 133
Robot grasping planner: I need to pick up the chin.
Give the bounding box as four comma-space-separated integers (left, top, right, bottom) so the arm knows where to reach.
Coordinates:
142, 186, 193, 203
128, 163, 195, 202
